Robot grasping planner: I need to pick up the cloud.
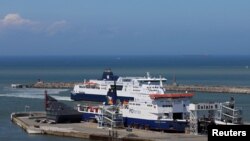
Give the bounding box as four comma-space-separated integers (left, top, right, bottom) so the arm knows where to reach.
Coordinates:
0, 13, 34, 27
0, 13, 68, 36
46, 20, 67, 35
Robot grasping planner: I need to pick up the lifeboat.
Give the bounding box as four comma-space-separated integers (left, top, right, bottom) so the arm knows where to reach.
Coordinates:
149, 93, 194, 99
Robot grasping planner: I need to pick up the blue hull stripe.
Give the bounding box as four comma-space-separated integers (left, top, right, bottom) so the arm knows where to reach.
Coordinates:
71, 93, 134, 102
124, 117, 188, 132
82, 113, 98, 121
80, 112, 187, 132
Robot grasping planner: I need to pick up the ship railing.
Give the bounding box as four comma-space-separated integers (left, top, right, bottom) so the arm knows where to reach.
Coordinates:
103, 111, 123, 120
221, 106, 243, 117
218, 103, 243, 124
219, 115, 243, 124
221, 103, 241, 112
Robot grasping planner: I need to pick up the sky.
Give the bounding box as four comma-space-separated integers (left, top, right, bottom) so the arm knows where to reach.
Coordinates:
0, 0, 250, 56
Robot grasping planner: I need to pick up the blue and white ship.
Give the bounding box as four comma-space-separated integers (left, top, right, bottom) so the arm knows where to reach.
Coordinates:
71, 69, 167, 102
121, 93, 193, 132
77, 84, 194, 132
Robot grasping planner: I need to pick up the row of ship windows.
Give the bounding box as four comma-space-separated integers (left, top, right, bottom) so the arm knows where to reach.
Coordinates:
79, 85, 160, 90
129, 103, 172, 108
129, 103, 142, 106
162, 105, 172, 107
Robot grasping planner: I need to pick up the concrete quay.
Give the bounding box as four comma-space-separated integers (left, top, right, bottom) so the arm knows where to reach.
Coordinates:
11, 112, 206, 141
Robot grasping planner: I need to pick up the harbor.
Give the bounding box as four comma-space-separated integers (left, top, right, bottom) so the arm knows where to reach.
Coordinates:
2, 1, 250, 140
10, 91, 245, 141
8, 69, 250, 141
11, 112, 206, 141
10, 80, 245, 141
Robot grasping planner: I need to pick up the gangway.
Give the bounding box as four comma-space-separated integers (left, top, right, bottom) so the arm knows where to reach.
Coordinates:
97, 105, 123, 129
189, 98, 243, 135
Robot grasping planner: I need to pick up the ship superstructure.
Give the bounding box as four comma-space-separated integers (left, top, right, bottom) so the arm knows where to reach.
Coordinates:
71, 69, 167, 102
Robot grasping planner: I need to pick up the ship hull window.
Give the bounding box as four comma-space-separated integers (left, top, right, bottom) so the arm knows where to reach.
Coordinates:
111, 85, 123, 90
173, 113, 183, 120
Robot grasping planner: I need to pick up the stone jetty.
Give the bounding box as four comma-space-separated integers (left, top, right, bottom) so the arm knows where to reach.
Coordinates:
29, 80, 250, 94
32, 81, 79, 89
165, 85, 250, 94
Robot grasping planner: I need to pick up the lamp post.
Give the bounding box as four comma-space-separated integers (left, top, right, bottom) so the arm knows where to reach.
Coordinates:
101, 102, 105, 128
25, 105, 31, 118
25, 105, 30, 112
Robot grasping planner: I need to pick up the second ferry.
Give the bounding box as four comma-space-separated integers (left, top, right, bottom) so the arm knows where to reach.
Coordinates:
71, 69, 167, 102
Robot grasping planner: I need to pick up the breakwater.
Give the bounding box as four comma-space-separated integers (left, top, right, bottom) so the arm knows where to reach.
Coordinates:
165, 85, 250, 94
32, 81, 78, 89
28, 81, 250, 94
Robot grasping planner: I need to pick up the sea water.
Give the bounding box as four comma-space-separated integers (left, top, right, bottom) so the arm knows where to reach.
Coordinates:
1, 55, 250, 141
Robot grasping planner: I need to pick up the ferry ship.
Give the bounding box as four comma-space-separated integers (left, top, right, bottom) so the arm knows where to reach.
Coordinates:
71, 69, 167, 102
77, 84, 194, 132
121, 93, 193, 132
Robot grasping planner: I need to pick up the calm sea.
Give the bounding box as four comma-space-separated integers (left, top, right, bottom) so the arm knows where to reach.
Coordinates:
1, 55, 250, 141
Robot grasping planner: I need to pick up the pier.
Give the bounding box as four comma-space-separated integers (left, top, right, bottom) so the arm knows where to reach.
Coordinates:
11, 112, 206, 141
29, 81, 250, 94
32, 81, 78, 89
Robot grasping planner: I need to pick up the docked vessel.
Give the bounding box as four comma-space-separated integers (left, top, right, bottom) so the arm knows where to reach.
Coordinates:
77, 84, 194, 132
121, 93, 193, 132
71, 69, 167, 102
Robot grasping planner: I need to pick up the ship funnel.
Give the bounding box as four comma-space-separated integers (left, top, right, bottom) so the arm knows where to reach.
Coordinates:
146, 72, 150, 79
101, 69, 119, 81
159, 75, 163, 87
106, 80, 118, 105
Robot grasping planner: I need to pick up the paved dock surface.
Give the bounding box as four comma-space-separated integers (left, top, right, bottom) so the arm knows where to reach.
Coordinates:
11, 112, 206, 141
